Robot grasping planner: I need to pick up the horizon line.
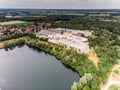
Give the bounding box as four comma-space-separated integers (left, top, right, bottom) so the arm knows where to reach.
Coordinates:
0, 8, 120, 10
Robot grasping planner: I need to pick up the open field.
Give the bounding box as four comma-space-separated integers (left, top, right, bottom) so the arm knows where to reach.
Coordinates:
101, 19, 120, 22
113, 16, 120, 19
0, 20, 30, 25
66, 14, 85, 16
88, 14, 111, 17
13, 16, 46, 18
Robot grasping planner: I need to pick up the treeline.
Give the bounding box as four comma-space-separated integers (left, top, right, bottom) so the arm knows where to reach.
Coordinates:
0, 33, 48, 43
0, 33, 33, 42
52, 18, 120, 35
88, 29, 120, 83
3, 38, 25, 48
1, 36, 99, 89
8, 15, 79, 22
0, 33, 27, 42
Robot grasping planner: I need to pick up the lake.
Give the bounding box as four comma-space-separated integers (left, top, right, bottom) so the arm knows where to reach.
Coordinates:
0, 45, 79, 90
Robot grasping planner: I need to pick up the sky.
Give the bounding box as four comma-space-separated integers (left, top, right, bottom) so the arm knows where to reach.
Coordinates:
0, 0, 120, 9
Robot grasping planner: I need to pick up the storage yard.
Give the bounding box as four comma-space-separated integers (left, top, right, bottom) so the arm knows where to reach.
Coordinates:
37, 28, 92, 53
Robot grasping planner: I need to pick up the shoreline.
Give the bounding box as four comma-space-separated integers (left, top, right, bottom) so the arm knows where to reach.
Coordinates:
0, 34, 119, 90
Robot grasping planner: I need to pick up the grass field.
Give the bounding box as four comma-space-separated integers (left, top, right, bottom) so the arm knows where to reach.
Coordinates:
88, 14, 111, 17
113, 16, 120, 20
0, 20, 30, 25
101, 19, 120, 22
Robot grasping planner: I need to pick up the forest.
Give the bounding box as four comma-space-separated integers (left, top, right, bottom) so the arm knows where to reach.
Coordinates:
52, 18, 120, 35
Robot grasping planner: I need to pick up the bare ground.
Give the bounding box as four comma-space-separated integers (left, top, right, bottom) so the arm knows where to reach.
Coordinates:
0, 43, 3, 49
87, 47, 99, 68
100, 64, 120, 90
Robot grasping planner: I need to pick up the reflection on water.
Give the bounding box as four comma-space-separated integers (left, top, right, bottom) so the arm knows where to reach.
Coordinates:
0, 45, 79, 90
4, 44, 25, 51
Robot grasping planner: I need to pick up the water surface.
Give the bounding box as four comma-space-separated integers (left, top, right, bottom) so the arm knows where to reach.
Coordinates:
0, 45, 79, 90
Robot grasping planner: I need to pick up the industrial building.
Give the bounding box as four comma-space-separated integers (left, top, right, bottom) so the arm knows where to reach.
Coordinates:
37, 28, 92, 53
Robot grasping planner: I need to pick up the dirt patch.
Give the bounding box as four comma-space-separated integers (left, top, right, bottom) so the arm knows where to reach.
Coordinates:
100, 64, 120, 90
0, 43, 3, 48
87, 47, 99, 68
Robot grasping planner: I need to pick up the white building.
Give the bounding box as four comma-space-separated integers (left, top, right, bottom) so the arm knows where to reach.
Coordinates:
49, 34, 90, 53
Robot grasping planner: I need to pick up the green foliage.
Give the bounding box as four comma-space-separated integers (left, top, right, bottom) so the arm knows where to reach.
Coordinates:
114, 70, 119, 74
71, 73, 93, 90
110, 85, 120, 90
88, 29, 120, 84
52, 18, 120, 35
0, 28, 119, 90
0, 33, 28, 42
3, 38, 25, 48
0, 35, 99, 89
71, 82, 78, 90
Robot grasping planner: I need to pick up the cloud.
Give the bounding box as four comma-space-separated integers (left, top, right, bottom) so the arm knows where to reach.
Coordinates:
0, 0, 119, 9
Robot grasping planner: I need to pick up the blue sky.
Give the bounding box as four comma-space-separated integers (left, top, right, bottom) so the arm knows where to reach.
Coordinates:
0, 0, 120, 9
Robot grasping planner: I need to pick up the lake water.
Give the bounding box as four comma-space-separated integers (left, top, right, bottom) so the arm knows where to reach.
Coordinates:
0, 45, 79, 90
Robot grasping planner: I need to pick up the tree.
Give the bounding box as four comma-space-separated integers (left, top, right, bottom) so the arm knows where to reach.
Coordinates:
71, 73, 93, 90
71, 82, 78, 90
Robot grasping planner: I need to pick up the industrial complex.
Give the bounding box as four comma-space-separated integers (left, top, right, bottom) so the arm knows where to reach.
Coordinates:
37, 28, 92, 53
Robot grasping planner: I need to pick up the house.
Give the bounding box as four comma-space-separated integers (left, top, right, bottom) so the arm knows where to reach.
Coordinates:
9, 27, 19, 32
25, 26, 33, 33
5, 15, 13, 18
45, 22, 51, 29
0, 33, 4, 37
